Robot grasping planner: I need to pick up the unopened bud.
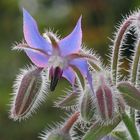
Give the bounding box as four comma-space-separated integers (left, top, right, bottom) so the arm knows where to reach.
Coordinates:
95, 73, 118, 123
10, 66, 47, 120
96, 84, 114, 120
80, 85, 95, 122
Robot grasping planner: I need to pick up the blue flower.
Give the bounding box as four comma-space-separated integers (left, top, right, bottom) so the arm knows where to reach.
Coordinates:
15, 8, 97, 91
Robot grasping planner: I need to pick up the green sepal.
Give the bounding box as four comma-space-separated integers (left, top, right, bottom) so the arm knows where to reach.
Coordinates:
55, 92, 79, 109
117, 82, 140, 110
82, 115, 121, 140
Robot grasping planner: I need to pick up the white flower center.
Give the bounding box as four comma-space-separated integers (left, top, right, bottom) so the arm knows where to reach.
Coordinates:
48, 55, 68, 69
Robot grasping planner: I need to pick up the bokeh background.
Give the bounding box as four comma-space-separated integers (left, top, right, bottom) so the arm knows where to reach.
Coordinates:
0, 0, 140, 139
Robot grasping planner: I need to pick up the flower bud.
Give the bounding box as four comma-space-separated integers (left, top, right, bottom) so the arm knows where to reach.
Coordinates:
80, 85, 95, 122
96, 84, 114, 120
94, 72, 118, 123
10, 66, 48, 120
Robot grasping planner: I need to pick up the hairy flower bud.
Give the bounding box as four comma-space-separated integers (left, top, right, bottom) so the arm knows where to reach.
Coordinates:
80, 85, 95, 122
96, 84, 114, 121
10, 66, 48, 120
93, 72, 118, 123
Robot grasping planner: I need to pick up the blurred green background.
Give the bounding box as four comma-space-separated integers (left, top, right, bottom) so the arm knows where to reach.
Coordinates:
0, 0, 140, 139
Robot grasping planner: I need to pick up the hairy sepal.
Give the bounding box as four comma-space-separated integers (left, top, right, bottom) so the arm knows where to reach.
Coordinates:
10, 65, 49, 121
82, 115, 121, 140
117, 81, 140, 110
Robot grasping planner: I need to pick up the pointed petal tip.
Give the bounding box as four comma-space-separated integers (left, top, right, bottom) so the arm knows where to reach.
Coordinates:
58, 15, 82, 56
23, 10, 50, 51
78, 15, 82, 22
22, 8, 29, 16
77, 15, 82, 29
22, 7, 25, 12
23, 8, 33, 21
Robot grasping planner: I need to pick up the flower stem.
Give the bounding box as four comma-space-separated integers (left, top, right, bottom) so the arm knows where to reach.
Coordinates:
131, 41, 140, 84
61, 111, 80, 133
111, 18, 133, 84
130, 41, 140, 122
122, 112, 139, 140
130, 108, 135, 122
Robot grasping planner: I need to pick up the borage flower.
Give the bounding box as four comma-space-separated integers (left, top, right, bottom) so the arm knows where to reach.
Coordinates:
14, 9, 97, 91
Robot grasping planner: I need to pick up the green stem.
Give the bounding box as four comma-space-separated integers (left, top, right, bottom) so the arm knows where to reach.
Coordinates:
130, 108, 135, 122
111, 18, 133, 84
131, 42, 140, 84
122, 112, 139, 140
130, 42, 140, 122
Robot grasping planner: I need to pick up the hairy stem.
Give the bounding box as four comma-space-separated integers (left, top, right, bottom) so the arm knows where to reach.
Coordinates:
131, 41, 140, 84
122, 112, 139, 140
130, 41, 140, 122
61, 111, 80, 133
111, 18, 133, 84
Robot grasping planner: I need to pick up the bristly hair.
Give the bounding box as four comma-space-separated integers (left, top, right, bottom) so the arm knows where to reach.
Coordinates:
109, 9, 140, 84
71, 120, 92, 140
117, 26, 138, 82
12, 40, 27, 51
9, 65, 50, 121
43, 29, 61, 44
81, 45, 103, 72
136, 62, 140, 88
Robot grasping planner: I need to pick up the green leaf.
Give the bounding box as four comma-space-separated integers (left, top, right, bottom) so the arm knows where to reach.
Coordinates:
82, 115, 121, 140
117, 82, 140, 110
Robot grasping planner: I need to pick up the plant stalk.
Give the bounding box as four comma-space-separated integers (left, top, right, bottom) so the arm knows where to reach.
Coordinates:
130, 41, 140, 122
122, 112, 139, 140
112, 18, 133, 84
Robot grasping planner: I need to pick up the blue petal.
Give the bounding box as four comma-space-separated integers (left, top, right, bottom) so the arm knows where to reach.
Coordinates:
70, 59, 95, 94
70, 59, 88, 77
62, 67, 76, 85
23, 8, 52, 54
59, 16, 82, 56
25, 50, 48, 67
